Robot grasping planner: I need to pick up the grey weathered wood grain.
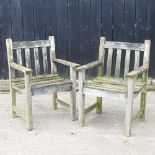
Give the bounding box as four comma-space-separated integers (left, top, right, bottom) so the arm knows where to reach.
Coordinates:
115, 49, 122, 77
13, 40, 50, 49
16, 49, 22, 65
34, 48, 40, 75
124, 50, 131, 77
134, 50, 140, 70
105, 41, 144, 51
42, 47, 48, 74
106, 48, 113, 76
25, 48, 31, 68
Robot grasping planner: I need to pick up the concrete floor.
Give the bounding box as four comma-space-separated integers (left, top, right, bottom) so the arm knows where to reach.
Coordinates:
0, 92, 155, 155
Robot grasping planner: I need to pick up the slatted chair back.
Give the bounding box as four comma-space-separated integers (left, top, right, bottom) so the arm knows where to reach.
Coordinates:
99, 37, 150, 78
7, 36, 57, 76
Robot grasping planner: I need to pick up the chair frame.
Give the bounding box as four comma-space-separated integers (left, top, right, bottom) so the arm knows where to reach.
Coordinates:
6, 36, 80, 130
76, 37, 151, 136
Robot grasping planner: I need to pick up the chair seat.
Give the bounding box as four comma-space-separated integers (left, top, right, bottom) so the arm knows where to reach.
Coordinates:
12, 74, 72, 94
84, 76, 144, 94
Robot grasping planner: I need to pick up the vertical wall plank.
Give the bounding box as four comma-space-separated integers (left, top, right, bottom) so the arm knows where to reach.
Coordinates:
90, 0, 101, 62
101, 0, 113, 40
113, 0, 124, 41
45, 0, 57, 37
124, 0, 135, 42
79, 0, 91, 64
0, 0, 11, 78
68, 0, 80, 63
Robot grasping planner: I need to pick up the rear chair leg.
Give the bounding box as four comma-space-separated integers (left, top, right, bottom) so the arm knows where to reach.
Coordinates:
139, 92, 146, 121
52, 93, 57, 110
70, 87, 76, 121
11, 88, 16, 117
96, 97, 102, 114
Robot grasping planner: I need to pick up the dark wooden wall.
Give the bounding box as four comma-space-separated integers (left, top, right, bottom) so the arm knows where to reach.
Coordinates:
0, 0, 155, 78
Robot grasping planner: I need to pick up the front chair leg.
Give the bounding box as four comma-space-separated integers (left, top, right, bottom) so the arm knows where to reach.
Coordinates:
139, 92, 146, 121
78, 70, 85, 126
25, 73, 33, 131
125, 78, 134, 137
52, 93, 57, 110
11, 88, 16, 117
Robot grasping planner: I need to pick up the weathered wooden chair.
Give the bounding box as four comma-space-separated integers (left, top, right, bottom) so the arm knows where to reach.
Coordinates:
6, 36, 80, 130
76, 37, 151, 136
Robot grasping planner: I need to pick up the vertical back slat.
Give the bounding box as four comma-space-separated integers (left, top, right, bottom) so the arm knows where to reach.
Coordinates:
49, 36, 57, 74
115, 49, 122, 77
98, 37, 106, 76
42, 47, 48, 74
143, 40, 151, 66
106, 48, 113, 76
34, 48, 40, 75
124, 50, 131, 77
16, 49, 22, 65
134, 50, 140, 70
25, 48, 31, 68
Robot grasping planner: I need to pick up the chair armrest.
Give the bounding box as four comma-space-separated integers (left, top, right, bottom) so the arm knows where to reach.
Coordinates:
53, 58, 80, 68
75, 60, 102, 71
126, 65, 148, 78
10, 62, 32, 73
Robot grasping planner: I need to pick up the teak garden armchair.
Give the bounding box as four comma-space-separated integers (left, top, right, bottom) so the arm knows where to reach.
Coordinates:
76, 37, 151, 136
6, 36, 79, 130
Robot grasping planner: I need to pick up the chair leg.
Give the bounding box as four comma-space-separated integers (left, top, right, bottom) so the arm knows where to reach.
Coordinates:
25, 73, 33, 131
125, 78, 134, 137
79, 92, 85, 126
70, 88, 76, 121
96, 97, 102, 114
139, 92, 146, 121
11, 88, 16, 117
52, 92, 57, 110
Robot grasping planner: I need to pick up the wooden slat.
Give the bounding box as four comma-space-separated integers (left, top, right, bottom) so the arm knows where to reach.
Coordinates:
16, 49, 22, 65
124, 50, 131, 77
42, 47, 48, 74
134, 50, 140, 70
105, 41, 144, 51
106, 48, 113, 76
13, 40, 50, 49
25, 48, 31, 68
115, 49, 122, 77
33, 48, 40, 75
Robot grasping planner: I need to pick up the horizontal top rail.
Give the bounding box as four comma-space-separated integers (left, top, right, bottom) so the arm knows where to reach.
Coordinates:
104, 41, 145, 51
13, 40, 51, 49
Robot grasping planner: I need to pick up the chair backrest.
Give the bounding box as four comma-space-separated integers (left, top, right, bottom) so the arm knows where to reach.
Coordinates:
98, 37, 151, 77
6, 36, 57, 76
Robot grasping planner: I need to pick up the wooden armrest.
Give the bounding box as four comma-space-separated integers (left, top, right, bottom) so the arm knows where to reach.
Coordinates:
75, 60, 102, 71
53, 58, 80, 68
126, 65, 148, 78
10, 62, 32, 73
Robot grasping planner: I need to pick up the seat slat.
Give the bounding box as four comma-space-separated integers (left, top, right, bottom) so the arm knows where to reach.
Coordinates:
85, 76, 144, 94
105, 41, 144, 51
13, 40, 50, 49
115, 49, 122, 77
134, 50, 140, 70
34, 48, 40, 75
42, 47, 48, 74
25, 48, 31, 68
124, 50, 131, 77
106, 48, 113, 76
